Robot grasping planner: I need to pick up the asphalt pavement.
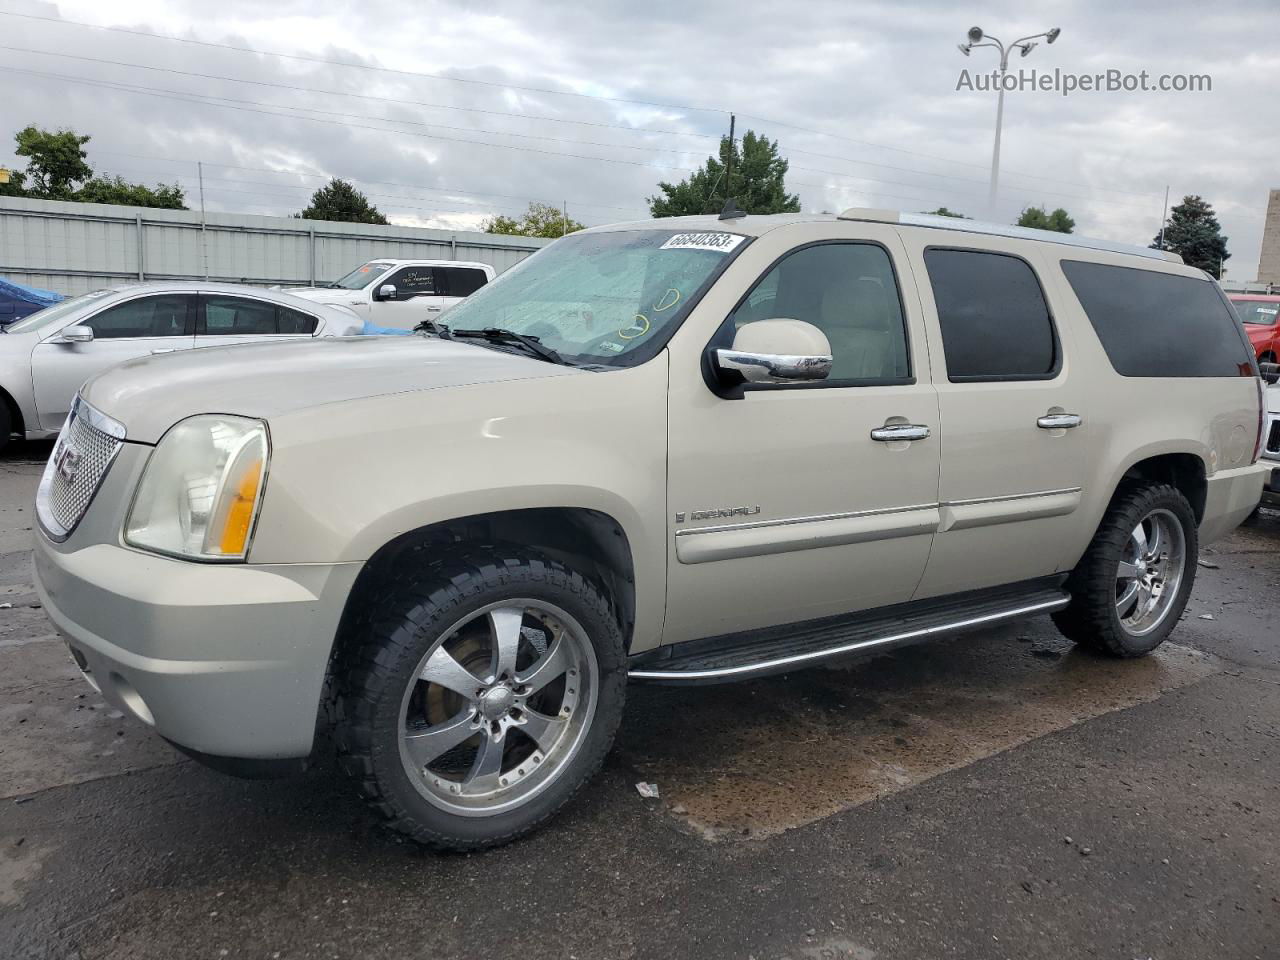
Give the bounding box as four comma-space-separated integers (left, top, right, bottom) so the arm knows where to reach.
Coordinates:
2, 437, 1278, 960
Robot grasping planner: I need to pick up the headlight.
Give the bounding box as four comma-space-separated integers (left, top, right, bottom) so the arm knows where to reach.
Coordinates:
125, 415, 269, 561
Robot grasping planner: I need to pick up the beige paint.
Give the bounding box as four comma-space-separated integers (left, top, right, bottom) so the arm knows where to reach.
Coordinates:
48, 212, 1267, 761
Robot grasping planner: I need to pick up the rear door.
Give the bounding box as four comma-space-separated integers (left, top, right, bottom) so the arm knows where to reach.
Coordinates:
436, 266, 490, 315
194, 294, 320, 348
901, 233, 1093, 599
31, 293, 197, 430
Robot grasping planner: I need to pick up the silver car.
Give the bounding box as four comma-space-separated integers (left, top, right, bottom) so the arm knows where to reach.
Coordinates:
0, 281, 363, 448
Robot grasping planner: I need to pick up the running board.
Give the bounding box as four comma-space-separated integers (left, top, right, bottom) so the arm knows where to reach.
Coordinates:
628, 579, 1070, 684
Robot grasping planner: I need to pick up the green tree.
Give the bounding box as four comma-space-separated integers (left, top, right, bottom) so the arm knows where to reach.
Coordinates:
483, 201, 585, 238
924, 207, 968, 218
3, 126, 186, 208
1017, 205, 1075, 233
648, 130, 800, 217
296, 178, 388, 224
1151, 195, 1229, 278
14, 125, 92, 199
77, 176, 185, 209
0, 167, 27, 197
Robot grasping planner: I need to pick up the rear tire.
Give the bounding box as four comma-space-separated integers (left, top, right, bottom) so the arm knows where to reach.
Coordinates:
1053, 484, 1198, 657
336, 545, 626, 851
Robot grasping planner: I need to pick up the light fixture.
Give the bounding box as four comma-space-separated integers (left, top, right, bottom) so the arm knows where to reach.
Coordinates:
967, 26, 985, 44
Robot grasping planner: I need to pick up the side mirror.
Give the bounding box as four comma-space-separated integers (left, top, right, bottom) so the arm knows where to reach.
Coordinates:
714, 318, 832, 384
1261, 361, 1280, 385
376, 283, 397, 302
61, 324, 94, 344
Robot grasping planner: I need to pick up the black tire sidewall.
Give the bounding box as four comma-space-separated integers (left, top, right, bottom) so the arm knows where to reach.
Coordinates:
355, 553, 626, 847
1098, 486, 1199, 655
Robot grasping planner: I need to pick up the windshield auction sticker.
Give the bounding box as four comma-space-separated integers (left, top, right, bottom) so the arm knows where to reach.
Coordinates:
660, 232, 746, 253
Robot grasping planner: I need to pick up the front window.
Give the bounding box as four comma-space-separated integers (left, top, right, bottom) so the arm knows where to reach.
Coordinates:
330, 261, 396, 290
440, 229, 748, 365
1233, 300, 1280, 326
5, 289, 113, 334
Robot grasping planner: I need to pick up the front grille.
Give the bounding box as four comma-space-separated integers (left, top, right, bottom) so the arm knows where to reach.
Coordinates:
36, 396, 125, 541
1267, 418, 1280, 456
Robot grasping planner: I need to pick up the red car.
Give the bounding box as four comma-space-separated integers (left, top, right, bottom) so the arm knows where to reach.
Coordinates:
1230, 294, 1280, 364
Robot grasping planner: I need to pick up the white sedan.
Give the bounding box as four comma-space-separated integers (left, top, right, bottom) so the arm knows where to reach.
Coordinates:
0, 281, 362, 449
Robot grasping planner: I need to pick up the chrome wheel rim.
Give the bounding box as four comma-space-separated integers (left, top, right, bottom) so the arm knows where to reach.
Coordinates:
1115, 508, 1186, 637
397, 598, 599, 817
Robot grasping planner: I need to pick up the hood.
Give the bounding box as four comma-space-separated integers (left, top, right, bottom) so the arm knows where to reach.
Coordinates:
286, 287, 369, 309
81, 336, 583, 442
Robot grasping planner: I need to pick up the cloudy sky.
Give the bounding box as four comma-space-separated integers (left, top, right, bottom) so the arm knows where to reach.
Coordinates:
2, 0, 1277, 278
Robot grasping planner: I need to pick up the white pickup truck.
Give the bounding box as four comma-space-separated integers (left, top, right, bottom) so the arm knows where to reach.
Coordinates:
290, 259, 494, 330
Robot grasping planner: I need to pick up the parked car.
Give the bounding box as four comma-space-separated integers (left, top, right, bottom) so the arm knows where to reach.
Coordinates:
1230, 294, 1280, 364
0, 282, 361, 449
289, 259, 495, 330
1260, 362, 1280, 507
34, 211, 1267, 850
0, 277, 62, 326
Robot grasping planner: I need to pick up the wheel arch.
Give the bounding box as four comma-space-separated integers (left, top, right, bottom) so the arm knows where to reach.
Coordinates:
335, 505, 638, 653
1112, 450, 1208, 524
0, 383, 25, 438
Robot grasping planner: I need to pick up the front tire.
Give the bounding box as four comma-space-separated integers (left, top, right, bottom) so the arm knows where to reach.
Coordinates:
1053, 484, 1198, 657
336, 546, 626, 850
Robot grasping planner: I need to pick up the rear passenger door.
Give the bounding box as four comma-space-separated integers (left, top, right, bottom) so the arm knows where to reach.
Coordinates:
195, 294, 319, 348
436, 266, 489, 314
902, 235, 1093, 599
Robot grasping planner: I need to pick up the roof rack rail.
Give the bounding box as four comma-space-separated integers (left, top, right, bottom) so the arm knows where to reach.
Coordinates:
837, 208, 1182, 264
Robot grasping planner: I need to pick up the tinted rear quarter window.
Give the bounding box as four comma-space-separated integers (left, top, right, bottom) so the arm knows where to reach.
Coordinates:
923, 248, 1057, 381
442, 267, 488, 297
1061, 260, 1250, 377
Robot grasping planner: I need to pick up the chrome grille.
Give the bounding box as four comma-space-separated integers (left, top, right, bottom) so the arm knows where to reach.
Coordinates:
1267, 418, 1280, 456
36, 396, 125, 541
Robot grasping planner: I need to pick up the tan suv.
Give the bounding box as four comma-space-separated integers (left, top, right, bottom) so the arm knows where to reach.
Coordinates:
33, 210, 1267, 850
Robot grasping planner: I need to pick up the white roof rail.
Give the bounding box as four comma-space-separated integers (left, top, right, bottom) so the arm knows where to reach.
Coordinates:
837, 208, 1182, 264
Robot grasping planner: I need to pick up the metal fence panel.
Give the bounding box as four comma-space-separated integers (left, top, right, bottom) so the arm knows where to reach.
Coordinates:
0, 196, 551, 296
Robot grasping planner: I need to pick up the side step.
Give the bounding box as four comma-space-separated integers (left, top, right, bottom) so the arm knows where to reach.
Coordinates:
628, 578, 1070, 684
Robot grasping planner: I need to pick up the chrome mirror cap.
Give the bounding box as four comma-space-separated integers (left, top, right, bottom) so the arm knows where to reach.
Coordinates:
715, 317, 833, 384
61, 324, 94, 344
716, 348, 832, 383
377, 283, 397, 301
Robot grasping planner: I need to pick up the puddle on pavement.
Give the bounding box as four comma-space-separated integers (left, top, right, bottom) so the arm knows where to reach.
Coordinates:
618, 621, 1219, 840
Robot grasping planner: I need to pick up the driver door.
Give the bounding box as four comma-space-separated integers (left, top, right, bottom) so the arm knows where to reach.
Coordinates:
374, 266, 450, 329
31, 293, 196, 430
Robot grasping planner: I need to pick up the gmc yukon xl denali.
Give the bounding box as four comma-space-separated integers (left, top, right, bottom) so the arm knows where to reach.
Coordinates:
33, 210, 1267, 850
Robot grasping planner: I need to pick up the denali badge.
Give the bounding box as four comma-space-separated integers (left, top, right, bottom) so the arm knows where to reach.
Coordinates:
53, 444, 83, 485
675, 505, 761, 523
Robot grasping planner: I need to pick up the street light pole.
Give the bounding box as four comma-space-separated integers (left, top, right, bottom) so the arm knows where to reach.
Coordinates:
957, 25, 1061, 217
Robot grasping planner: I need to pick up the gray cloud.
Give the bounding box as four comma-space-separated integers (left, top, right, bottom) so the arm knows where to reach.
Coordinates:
1, 0, 1276, 276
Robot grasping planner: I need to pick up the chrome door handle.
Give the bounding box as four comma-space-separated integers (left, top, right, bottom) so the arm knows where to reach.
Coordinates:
1037, 413, 1082, 430
426, 305, 443, 312
870, 424, 931, 442
150, 348, 176, 354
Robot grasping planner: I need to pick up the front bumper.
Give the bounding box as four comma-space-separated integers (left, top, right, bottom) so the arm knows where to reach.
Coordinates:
34, 535, 362, 760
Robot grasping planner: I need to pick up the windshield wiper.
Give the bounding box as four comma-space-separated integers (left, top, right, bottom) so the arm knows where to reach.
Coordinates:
412, 318, 453, 339
449, 327, 567, 365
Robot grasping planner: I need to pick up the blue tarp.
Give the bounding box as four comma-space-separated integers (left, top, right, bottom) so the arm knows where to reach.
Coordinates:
0, 278, 63, 325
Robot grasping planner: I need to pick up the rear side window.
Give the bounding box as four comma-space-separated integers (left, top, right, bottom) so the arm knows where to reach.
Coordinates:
202, 296, 318, 335
440, 267, 488, 297
1233, 300, 1279, 326
923, 249, 1057, 381
1061, 261, 1251, 377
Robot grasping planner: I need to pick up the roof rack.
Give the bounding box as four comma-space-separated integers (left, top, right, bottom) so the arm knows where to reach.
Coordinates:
837, 208, 1182, 264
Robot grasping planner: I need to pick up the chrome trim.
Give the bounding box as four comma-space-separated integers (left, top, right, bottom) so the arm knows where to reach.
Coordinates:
1037, 413, 1083, 430
944, 486, 1082, 507
628, 596, 1069, 681
870, 423, 931, 442
35, 395, 126, 543
673, 501, 940, 537
715, 348, 833, 383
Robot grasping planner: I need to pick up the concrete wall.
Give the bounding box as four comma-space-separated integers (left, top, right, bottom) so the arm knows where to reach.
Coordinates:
1258, 189, 1280, 286
0, 196, 551, 296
